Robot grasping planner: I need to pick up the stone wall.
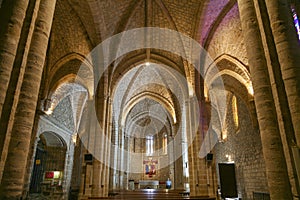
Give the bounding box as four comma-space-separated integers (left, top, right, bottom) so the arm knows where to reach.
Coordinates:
214, 93, 268, 199
47, 0, 92, 71
207, 3, 248, 66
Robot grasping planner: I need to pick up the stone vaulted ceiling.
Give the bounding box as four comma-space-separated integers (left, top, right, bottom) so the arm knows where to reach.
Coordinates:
68, 0, 206, 44
46, 0, 251, 136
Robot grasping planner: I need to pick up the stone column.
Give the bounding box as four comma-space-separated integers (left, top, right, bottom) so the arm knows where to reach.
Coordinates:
22, 112, 42, 198
63, 139, 75, 197
102, 98, 112, 196
187, 99, 198, 195
109, 118, 118, 190
0, 0, 29, 115
124, 134, 131, 190
119, 125, 125, 189
237, 0, 292, 199
0, 0, 39, 181
90, 96, 111, 197
79, 100, 94, 198
168, 124, 175, 189
0, 0, 56, 198
265, 0, 300, 146
254, 0, 299, 196
91, 100, 102, 197
188, 97, 210, 197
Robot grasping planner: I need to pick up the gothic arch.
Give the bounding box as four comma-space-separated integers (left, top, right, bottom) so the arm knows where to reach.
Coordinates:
204, 54, 257, 127
204, 54, 253, 99
46, 53, 94, 99
121, 93, 177, 126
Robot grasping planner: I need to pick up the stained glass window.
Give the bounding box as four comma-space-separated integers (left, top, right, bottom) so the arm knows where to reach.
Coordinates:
292, 7, 300, 41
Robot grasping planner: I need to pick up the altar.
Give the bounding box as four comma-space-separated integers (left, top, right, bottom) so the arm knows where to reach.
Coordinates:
138, 180, 159, 189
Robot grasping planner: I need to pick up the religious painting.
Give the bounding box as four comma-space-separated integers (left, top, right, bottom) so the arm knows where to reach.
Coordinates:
143, 159, 158, 177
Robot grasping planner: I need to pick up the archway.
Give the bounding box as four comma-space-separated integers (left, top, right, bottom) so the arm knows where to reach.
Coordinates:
107, 60, 193, 193
29, 132, 67, 196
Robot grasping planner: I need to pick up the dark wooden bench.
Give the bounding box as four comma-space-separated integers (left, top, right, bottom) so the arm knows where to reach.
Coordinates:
108, 192, 118, 196
179, 191, 190, 196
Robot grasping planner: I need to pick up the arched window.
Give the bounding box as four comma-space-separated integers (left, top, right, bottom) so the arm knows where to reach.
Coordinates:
292, 6, 300, 40
146, 135, 154, 155
232, 95, 239, 131
162, 134, 167, 155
